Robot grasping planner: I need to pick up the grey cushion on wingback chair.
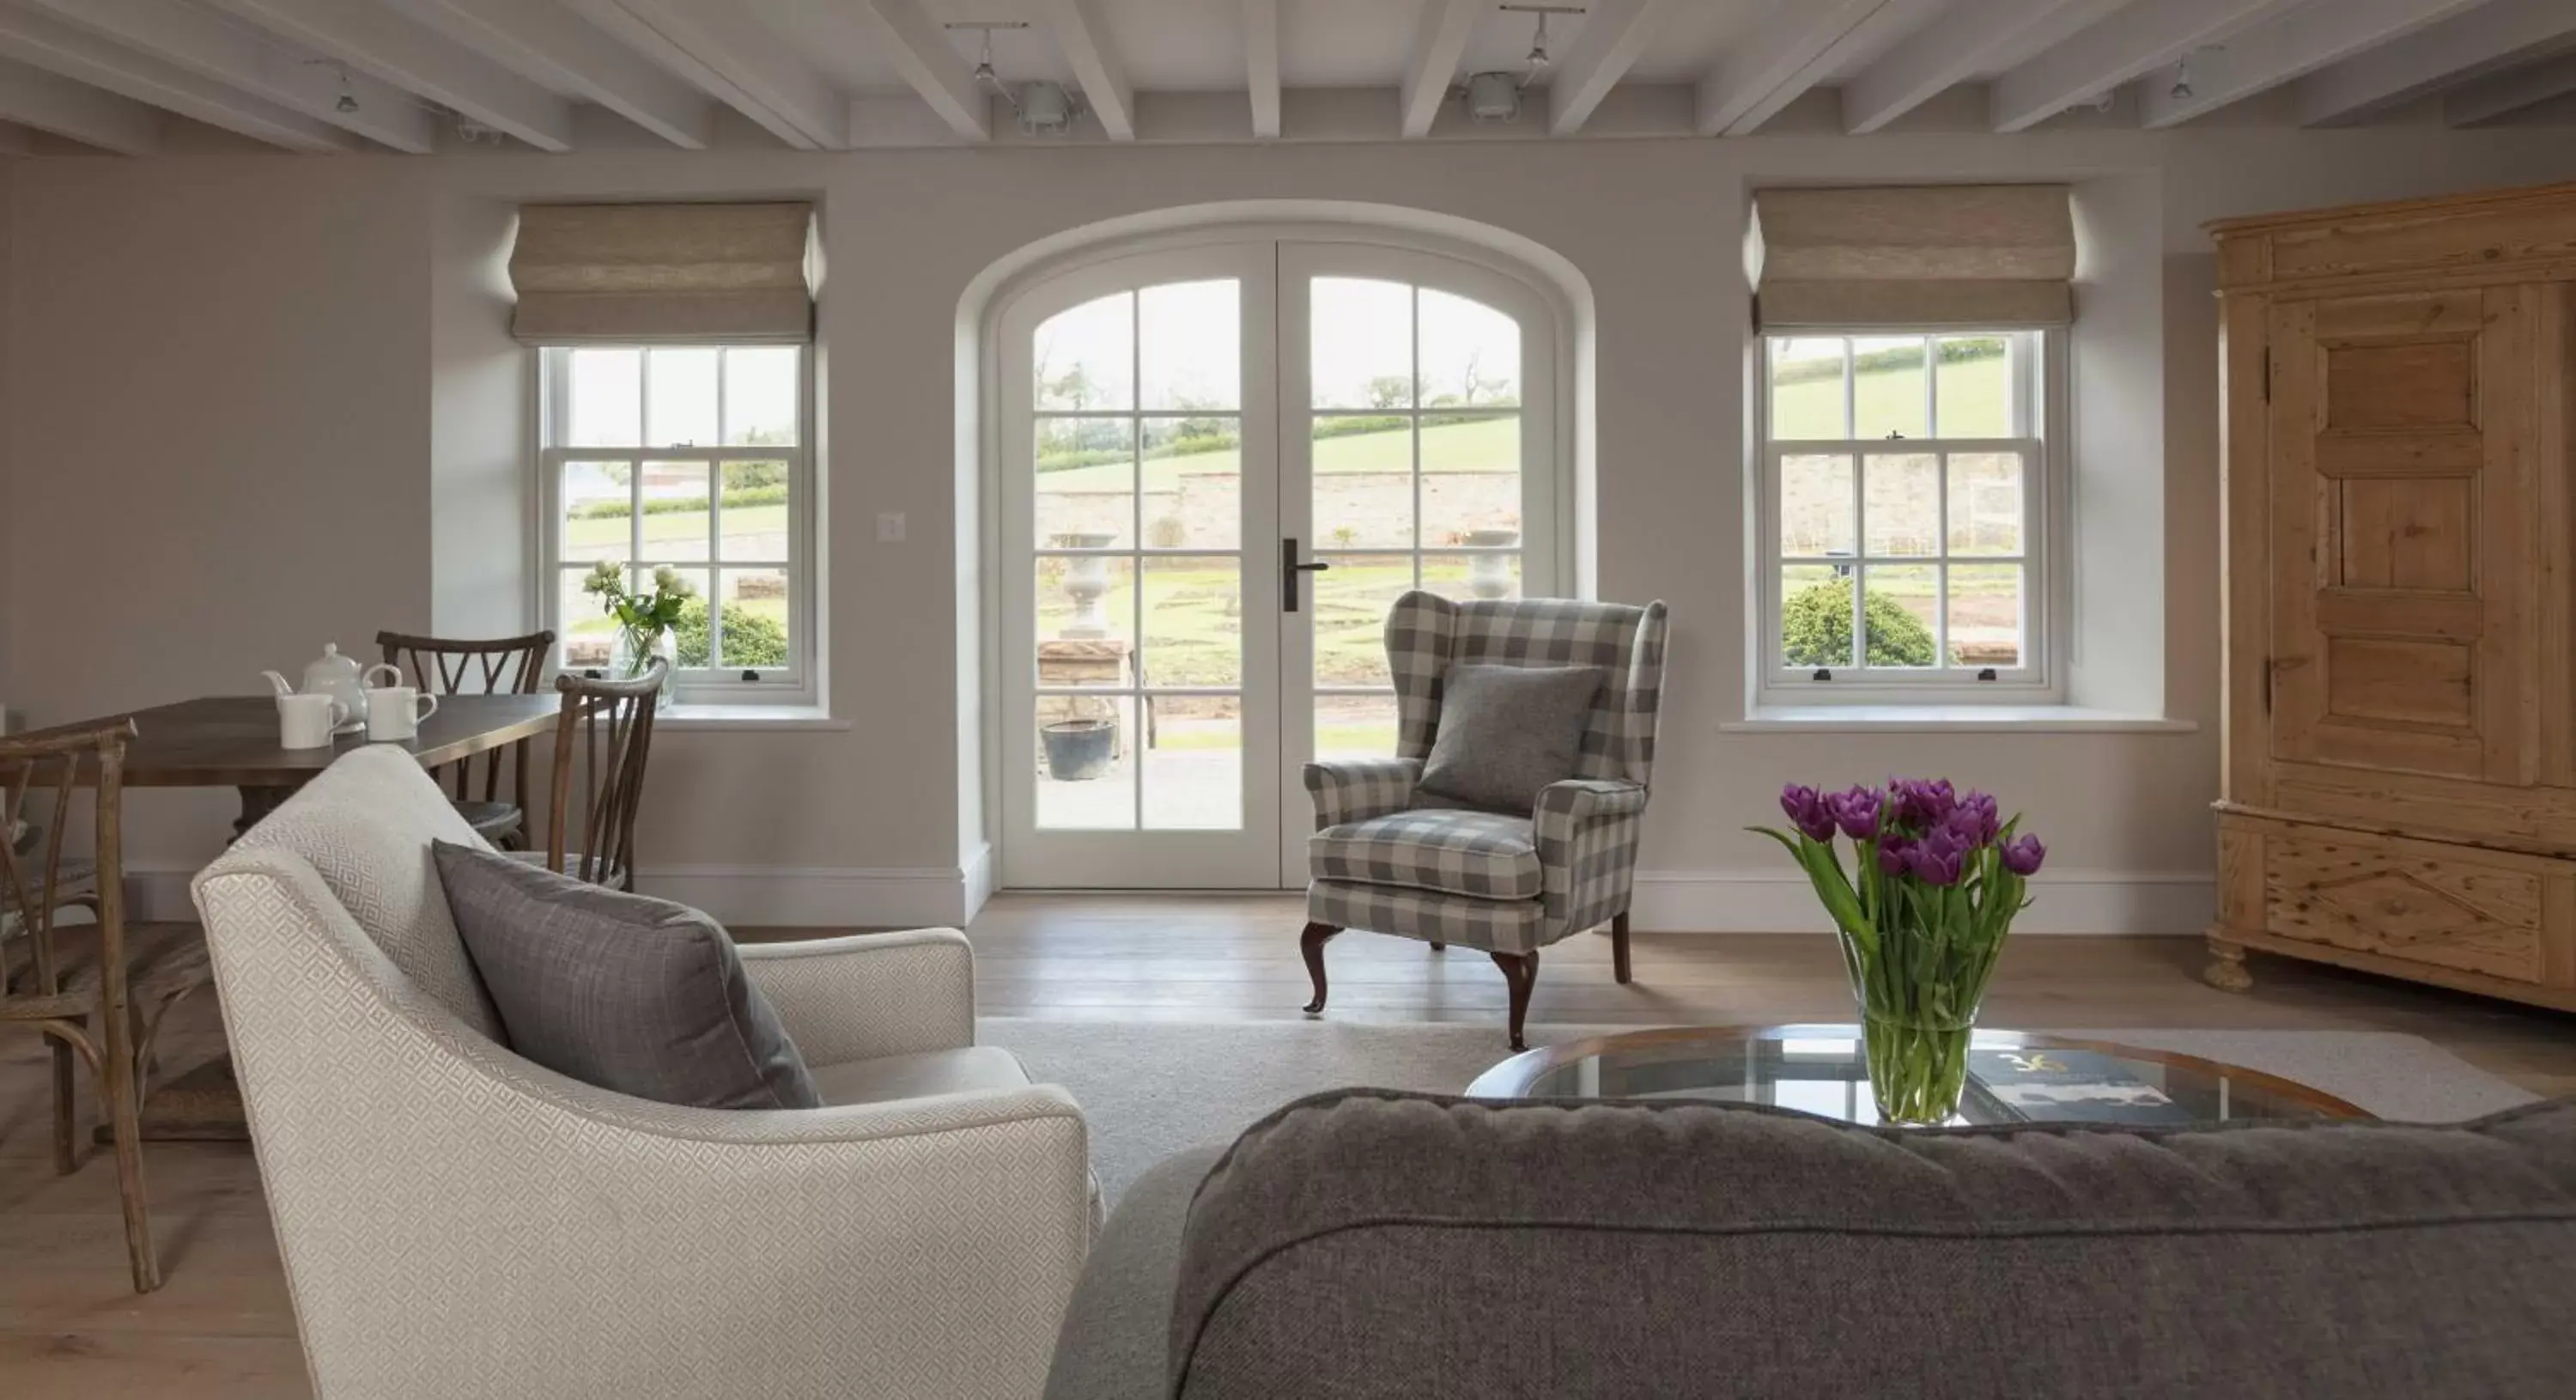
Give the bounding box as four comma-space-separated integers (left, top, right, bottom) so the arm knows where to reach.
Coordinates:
1044, 1090, 2576, 1400
1300, 590, 1668, 1048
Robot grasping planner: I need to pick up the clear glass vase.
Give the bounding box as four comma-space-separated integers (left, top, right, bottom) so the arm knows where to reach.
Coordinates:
610, 626, 677, 711
1856, 998, 1979, 1127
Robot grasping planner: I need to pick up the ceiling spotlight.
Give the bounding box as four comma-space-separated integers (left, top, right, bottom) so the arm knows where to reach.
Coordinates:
948, 20, 1032, 111
1499, 4, 1584, 90
2169, 55, 2194, 103
307, 58, 360, 113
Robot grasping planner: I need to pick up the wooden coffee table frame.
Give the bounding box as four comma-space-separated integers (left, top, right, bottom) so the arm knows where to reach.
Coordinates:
1466, 1024, 2371, 1119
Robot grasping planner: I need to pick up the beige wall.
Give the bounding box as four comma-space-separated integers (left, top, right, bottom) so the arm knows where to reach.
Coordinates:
6, 125, 2574, 927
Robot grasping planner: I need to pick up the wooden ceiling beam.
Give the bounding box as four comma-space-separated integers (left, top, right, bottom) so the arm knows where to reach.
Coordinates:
0, 6, 354, 151
392, 0, 712, 149
208, 0, 574, 151
27, 0, 434, 151
1036, 0, 1133, 140
1990, 0, 2303, 132
2296, 0, 2576, 125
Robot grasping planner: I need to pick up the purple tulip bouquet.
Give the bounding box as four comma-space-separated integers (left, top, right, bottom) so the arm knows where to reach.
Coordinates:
1754, 779, 2045, 1124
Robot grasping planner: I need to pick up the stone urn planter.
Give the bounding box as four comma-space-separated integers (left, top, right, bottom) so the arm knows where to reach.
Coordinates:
1050, 531, 1121, 638
1463, 528, 1521, 599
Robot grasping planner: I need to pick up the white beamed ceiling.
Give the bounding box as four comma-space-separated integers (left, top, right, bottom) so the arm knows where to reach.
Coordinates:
0, 0, 2571, 155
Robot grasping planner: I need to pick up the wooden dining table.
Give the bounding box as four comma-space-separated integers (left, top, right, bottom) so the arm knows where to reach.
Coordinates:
53, 691, 562, 1139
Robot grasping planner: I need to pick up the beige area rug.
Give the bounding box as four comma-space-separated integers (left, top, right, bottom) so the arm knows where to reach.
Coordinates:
980, 1018, 2543, 1204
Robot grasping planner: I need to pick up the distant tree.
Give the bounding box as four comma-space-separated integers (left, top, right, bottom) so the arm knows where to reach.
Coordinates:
1364, 374, 1413, 411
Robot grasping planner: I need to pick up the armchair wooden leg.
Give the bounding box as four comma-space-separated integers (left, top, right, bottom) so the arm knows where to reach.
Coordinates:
1488, 950, 1539, 1052
1300, 922, 1341, 1015
1428, 941, 1445, 951
1610, 911, 1632, 985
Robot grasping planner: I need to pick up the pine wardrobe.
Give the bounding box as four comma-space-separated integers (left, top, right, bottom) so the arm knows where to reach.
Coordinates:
2208, 180, 2576, 1011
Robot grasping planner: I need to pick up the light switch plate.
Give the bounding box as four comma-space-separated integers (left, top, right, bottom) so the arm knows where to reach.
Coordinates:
876, 512, 907, 543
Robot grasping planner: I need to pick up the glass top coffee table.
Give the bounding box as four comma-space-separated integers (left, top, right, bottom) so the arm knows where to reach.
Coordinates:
1465, 1025, 2367, 1126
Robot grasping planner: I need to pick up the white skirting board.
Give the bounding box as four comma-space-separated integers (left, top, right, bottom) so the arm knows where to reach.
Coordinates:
131, 858, 2205, 934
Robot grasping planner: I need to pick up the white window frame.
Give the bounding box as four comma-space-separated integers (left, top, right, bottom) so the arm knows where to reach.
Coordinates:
535, 344, 817, 708
1754, 329, 2065, 705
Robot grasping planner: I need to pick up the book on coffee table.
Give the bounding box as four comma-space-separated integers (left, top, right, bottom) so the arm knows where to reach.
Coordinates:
1961, 1047, 2201, 1125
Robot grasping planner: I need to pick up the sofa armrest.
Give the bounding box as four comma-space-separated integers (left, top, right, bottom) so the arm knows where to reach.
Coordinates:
738, 928, 977, 1066
1301, 758, 1423, 830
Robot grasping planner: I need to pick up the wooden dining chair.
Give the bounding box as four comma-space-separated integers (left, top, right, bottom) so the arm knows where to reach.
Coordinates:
377, 629, 555, 847
540, 663, 665, 891
1, 719, 214, 1293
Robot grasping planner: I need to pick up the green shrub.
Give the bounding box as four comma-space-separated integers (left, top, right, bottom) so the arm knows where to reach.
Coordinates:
570, 485, 788, 520
1782, 578, 1937, 668
673, 600, 788, 669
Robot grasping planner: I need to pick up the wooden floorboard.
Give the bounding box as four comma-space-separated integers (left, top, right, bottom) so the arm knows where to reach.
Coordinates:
5, 895, 2573, 1397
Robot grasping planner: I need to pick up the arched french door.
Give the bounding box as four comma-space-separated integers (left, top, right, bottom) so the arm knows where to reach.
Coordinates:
999, 237, 1560, 888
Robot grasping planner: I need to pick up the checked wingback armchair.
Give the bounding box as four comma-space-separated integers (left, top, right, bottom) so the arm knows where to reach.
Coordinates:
1299, 590, 1669, 1050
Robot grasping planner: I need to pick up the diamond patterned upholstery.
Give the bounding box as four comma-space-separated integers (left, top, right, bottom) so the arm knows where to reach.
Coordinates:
191, 747, 1097, 1400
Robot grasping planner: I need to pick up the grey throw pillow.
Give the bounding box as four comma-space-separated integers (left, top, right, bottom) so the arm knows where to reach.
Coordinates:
1414, 663, 1605, 813
431, 841, 821, 1111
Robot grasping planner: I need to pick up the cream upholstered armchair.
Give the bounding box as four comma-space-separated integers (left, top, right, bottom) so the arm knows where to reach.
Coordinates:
191, 747, 1094, 1400
1300, 590, 1668, 1050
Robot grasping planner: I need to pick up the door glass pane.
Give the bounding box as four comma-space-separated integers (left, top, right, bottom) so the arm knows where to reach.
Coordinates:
1142, 417, 1238, 549
715, 569, 791, 672
1036, 695, 1134, 830
1144, 698, 1240, 830
568, 348, 641, 447
1313, 415, 1413, 548
1034, 554, 1133, 685
1852, 336, 1929, 440
639, 461, 711, 562
1779, 453, 1855, 558
1035, 291, 1133, 411
1140, 279, 1239, 411
1420, 551, 1521, 603
1139, 556, 1240, 690
1947, 563, 2023, 668
1861, 564, 1939, 668
646, 347, 719, 447
1946, 453, 2023, 556
1780, 564, 1851, 668
1312, 552, 1413, 689
723, 347, 800, 446
1769, 338, 1845, 440
1862, 453, 1939, 558
1420, 412, 1520, 545
1935, 336, 2010, 438
1310, 277, 1413, 410
720, 461, 790, 561
561, 461, 631, 562
1315, 692, 1399, 762
1419, 289, 1519, 408
1036, 418, 1134, 548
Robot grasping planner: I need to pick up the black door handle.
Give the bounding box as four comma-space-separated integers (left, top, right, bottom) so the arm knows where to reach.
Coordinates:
1282, 537, 1331, 613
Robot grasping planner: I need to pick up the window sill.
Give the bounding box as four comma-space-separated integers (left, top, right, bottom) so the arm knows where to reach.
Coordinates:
1723, 704, 2197, 734
657, 704, 848, 733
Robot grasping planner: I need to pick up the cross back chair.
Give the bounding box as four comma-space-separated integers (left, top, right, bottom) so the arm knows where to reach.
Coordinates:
1, 718, 214, 1293
377, 629, 556, 847
543, 663, 664, 891
1298, 590, 1669, 1050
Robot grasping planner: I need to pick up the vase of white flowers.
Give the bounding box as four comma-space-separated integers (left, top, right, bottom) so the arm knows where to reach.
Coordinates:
584, 562, 687, 710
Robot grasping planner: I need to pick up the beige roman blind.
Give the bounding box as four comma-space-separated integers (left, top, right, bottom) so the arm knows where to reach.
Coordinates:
1749, 185, 2075, 331
508, 201, 814, 345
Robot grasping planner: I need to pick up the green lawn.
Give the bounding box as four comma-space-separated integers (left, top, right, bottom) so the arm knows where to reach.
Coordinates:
566, 502, 788, 554
1041, 414, 1516, 490
1771, 352, 2009, 440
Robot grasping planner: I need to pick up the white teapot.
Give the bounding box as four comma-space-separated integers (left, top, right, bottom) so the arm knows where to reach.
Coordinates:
262, 644, 396, 734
